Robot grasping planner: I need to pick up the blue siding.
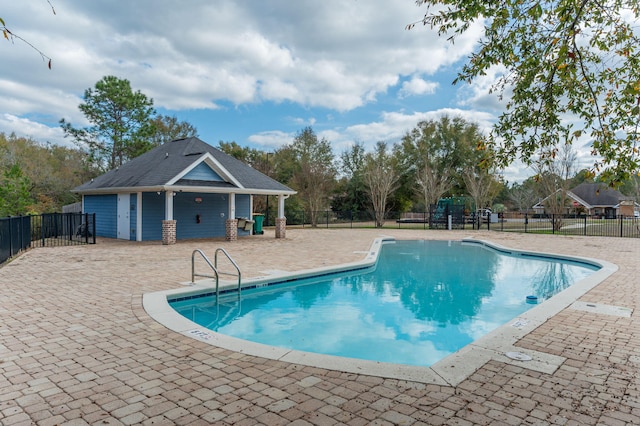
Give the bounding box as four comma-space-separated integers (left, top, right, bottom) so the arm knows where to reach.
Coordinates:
183, 163, 224, 181
142, 192, 165, 241
174, 193, 227, 239
129, 194, 137, 241
84, 194, 117, 238
87, 192, 254, 241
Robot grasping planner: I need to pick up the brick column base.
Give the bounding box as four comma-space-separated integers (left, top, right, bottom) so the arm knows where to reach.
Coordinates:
226, 219, 238, 241
275, 217, 286, 239
162, 220, 177, 245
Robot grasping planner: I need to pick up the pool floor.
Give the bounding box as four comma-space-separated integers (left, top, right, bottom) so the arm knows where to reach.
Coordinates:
169, 240, 599, 368
144, 237, 617, 385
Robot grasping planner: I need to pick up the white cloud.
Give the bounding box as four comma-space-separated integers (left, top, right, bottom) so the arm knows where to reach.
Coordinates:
2, 0, 513, 176
456, 64, 510, 112
399, 77, 439, 98
343, 108, 495, 150
0, 114, 70, 147
1, 0, 483, 118
267, 108, 498, 157
247, 130, 293, 149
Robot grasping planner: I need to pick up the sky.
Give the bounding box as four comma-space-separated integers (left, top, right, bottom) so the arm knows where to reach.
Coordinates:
0, 0, 593, 183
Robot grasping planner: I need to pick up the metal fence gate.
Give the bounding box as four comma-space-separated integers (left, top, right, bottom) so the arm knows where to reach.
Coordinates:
0, 213, 96, 265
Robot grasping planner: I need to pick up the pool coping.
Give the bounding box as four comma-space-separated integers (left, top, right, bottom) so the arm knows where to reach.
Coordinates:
142, 236, 619, 386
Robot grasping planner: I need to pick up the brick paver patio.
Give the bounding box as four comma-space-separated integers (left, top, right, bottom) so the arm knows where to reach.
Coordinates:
1, 229, 638, 425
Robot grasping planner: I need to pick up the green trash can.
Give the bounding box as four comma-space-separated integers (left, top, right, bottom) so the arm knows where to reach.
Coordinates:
253, 213, 264, 235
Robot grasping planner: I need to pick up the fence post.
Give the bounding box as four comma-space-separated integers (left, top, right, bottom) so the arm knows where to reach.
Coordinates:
620, 215, 623, 237
9, 217, 14, 258
23, 215, 29, 249
552, 214, 555, 234
18, 216, 22, 252
584, 215, 587, 236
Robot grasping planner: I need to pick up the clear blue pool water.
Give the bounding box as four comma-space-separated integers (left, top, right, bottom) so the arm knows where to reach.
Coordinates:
170, 240, 599, 367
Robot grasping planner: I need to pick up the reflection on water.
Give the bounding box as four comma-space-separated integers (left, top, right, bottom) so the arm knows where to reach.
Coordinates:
171, 240, 598, 367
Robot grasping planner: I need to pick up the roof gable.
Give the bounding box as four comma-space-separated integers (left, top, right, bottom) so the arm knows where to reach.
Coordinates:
182, 162, 223, 182
166, 153, 243, 188
73, 137, 294, 194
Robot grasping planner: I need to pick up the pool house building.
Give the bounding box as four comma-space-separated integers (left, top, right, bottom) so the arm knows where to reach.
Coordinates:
72, 137, 296, 244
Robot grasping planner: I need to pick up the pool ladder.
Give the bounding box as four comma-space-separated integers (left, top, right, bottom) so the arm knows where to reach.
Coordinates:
191, 248, 242, 301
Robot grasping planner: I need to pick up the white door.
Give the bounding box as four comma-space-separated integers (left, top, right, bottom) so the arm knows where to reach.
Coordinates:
117, 194, 130, 240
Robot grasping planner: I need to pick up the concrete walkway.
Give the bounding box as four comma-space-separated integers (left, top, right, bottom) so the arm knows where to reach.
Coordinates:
1, 229, 638, 425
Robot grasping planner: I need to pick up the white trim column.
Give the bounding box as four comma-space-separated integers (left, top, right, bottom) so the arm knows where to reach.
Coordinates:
165, 191, 174, 220
228, 193, 236, 219
162, 191, 176, 245
136, 192, 142, 241
226, 193, 238, 241
278, 195, 286, 218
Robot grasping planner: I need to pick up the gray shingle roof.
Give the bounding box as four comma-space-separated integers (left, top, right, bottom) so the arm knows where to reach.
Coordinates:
569, 182, 627, 207
73, 137, 294, 194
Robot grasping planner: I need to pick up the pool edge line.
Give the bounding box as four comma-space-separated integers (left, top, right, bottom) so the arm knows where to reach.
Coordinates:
143, 236, 618, 386
430, 238, 619, 385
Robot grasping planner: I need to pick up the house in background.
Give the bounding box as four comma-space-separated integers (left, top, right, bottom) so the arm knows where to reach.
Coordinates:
533, 182, 638, 218
73, 137, 296, 244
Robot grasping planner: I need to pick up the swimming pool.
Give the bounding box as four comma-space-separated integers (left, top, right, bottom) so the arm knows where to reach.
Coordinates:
144, 237, 617, 384
168, 240, 599, 367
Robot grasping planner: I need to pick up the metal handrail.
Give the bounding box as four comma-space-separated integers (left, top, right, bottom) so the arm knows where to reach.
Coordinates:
214, 248, 242, 296
191, 248, 242, 302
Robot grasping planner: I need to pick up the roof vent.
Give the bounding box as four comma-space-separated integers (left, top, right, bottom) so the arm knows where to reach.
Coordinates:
166, 152, 169, 158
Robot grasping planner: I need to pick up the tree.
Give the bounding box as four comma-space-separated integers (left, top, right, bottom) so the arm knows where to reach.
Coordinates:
508, 178, 540, 213
286, 127, 336, 227
0, 164, 33, 216
364, 142, 400, 228
60, 76, 156, 171
463, 166, 502, 215
1, 1, 55, 68
411, 0, 640, 184
535, 143, 578, 231
416, 162, 452, 212
149, 115, 197, 146
332, 142, 370, 213
395, 116, 486, 210
619, 174, 640, 202
217, 141, 267, 171
0, 132, 96, 213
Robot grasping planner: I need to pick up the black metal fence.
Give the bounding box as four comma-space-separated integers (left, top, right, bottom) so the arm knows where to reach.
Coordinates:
0, 216, 30, 265
260, 208, 640, 239
488, 212, 640, 238
262, 208, 470, 230
0, 213, 96, 265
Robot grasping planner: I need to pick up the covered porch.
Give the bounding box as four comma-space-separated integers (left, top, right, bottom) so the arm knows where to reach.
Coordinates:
157, 187, 290, 244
